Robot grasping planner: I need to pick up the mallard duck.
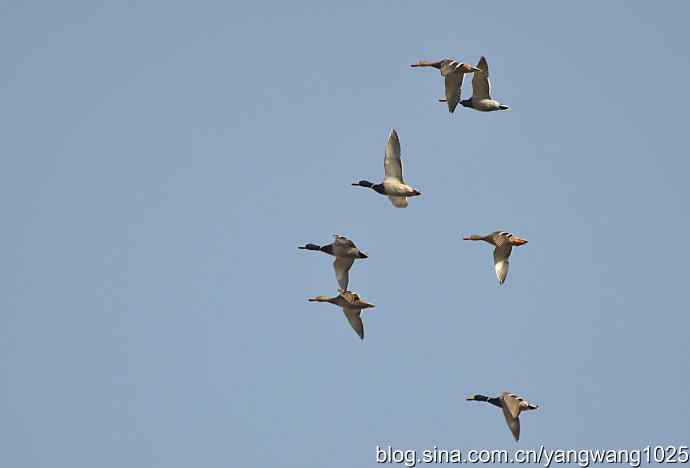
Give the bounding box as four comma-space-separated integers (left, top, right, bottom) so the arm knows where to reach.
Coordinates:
411, 58, 481, 113
466, 392, 539, 441
463, 231, 528, 284
352, 129, 421, 208
459, 56, 510, 112
308, 289, 375, 340
299, 235, 367, 290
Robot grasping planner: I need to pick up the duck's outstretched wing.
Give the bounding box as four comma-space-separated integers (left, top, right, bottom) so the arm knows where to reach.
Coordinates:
342, 308, 364, 339
472, 56, 491, 99
501, 406, 521, 441
333, 257, 355, 290
387, 196, 408, 208
384, 129, 404, 183
493, 242, 513, 284
501, 392, 537, 441
444, 72, 463, 113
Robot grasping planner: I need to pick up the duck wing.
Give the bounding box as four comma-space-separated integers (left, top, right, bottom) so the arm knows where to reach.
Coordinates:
501, 392, 524, 419
493, 242, 513, 284
501, 405, 521, 441
384, 129, 404, 183
472, 56, 491, 99
444, 72, 464, 113
342, 308, 364, 339
333, 257, 355, 290
387, 196, 409, 208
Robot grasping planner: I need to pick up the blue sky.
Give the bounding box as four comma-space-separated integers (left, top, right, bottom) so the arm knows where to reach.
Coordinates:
1, 1, 689, 467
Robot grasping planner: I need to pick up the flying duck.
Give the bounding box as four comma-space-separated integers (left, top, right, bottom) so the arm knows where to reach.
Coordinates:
352, 129, 421, 208
411, 58, 481, 113
466, 392, 539, 441
299, 235, 368, 290
459, 56, 510, 112
308, 289, 375, 340
463, 231, 528, 284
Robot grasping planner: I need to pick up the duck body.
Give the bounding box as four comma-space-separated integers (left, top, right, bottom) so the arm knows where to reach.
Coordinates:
351, 180, 419, 197
383, 179, 421, 197
460, 98, 509, 112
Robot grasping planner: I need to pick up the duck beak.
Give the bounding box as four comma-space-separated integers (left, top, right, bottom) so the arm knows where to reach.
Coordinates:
358, 251, 368, 259
466, 395, 475, 401
512, 237, 528, 246
361, 301, 375, 308
472, 67, 482, 72
462, 236, 471, 240
412, 190, 422, 196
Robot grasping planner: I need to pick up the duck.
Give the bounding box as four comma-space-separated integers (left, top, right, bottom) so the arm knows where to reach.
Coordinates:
411, 58, 481, 113
459, 56, 510, 112
466, 392, 539, 441
352, 129, 421, 208
308, 289, 375, 340
463, 231, 528, 284
299, 235, 368, 290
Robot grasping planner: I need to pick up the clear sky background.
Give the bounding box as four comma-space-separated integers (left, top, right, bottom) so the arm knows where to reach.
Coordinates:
2, 1, 689, 467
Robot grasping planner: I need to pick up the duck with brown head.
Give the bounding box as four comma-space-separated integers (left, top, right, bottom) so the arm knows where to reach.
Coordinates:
308, 289, 375, 340
411, 58, 481, 113
463, 231, 528, 284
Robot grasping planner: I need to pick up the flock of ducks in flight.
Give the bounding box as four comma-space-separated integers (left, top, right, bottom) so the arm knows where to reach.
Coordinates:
299, 56, 537, 441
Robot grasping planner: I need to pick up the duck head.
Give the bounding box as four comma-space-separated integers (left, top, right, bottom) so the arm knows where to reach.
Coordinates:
308, 295, 333, 303
410, 60, 443, 69
352, 180, 386, 194
352, 180, 374, 188
466, 394, 489, 402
